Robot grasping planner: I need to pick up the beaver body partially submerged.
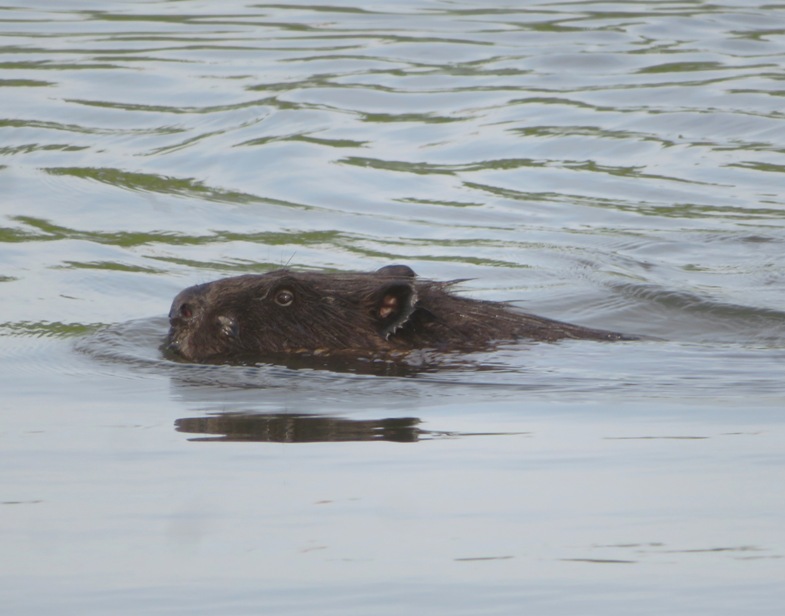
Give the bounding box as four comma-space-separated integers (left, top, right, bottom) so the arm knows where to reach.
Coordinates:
166, 265, 634, 365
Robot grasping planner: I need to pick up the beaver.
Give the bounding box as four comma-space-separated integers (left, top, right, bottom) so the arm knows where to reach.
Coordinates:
165, 265, 634, 366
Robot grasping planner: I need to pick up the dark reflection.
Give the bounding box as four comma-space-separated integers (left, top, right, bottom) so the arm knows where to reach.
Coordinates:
175, 412, 435, 443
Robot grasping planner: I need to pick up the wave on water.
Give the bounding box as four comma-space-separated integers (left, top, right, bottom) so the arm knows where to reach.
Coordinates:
69, 297, 785, 408
608, 282, 785, 345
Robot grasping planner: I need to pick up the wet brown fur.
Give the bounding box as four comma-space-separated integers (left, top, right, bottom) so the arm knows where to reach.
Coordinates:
166, 265, 634, 364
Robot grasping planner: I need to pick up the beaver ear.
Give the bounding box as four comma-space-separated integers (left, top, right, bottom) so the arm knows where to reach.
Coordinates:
373, 282, 418, 338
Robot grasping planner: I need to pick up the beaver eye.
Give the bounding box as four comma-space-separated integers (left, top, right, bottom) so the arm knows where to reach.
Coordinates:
275, 289, 294, 307
179, 303, 193, 319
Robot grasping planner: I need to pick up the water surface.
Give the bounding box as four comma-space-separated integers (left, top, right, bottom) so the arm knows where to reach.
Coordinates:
2, 1, 785, 614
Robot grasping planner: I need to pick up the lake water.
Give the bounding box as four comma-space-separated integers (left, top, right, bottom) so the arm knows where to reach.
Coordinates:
2, 1, 785, 614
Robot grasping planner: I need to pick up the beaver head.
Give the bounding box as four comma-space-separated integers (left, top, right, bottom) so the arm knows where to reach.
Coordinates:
166, 265, 420, 363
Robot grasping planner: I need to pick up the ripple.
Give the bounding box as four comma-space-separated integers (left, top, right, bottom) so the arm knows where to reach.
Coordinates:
66, 309, 785, 406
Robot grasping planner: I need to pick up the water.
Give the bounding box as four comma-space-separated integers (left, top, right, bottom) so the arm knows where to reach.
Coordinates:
2, 1, 785, 614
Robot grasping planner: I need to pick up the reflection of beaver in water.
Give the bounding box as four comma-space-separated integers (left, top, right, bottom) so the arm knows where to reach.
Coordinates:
165, 265, 635, 364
